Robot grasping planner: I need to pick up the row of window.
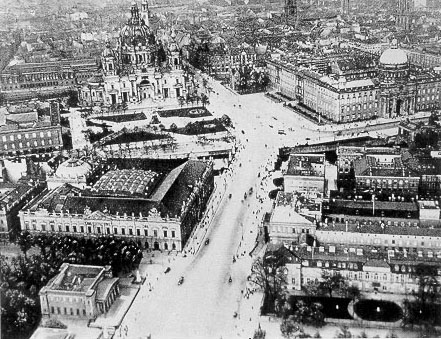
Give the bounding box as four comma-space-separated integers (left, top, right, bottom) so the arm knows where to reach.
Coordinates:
3, 139, 54, 150
320, 232, 441, 249
2, 131, 52, 141
417, 95, 439, 102
25, 221, 177, 238
49, 295, 84, 303
342, 102, 378, 112
50, 306, 87, 317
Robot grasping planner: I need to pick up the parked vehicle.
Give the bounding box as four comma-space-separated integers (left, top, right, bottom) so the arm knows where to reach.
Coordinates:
164, 267, 171, 274
178, 276, 184, 285
205, 238, 210, 245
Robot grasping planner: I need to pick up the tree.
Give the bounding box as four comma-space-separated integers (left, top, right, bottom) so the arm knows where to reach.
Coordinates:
280, 315, 301, 339
185, 93, 194, 106
66, 90, 79, 107
202, 77, 208, 90
428, 111, 439, 126
303, 280, 322, 296
413, 264, 440, 306
16, 231, 33, 259
178, 96, 185, 107
169, 123, 178, 132
201, 93, 209, 107
292, 300, 325, 327
151, 115, 160, 124
319, 271, 349, 298
121, 101, 128, 113
220, 114, 232, 127
275, 289, 291, 318
42, 318, 67, 329
250, 248, 292, 313
194, 93, 201, 105
346, 285, 361, 301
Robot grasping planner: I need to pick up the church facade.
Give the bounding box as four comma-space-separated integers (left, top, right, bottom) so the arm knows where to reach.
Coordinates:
79, 1, 191, 107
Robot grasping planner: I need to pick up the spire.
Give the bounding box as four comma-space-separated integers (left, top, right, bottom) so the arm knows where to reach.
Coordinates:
130, 2, 140, 25
141, 0, 149, 27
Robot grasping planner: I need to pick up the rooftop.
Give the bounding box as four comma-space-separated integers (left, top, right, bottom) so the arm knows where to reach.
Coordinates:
92, 169, 160, 197
51, 264, 103, 292
328, 199, 418, 212
27, 160, 210, 219
295, 244, 441, 267
271, 192, 314, 225
0, 183, 34, 209
285, 153, 325, 177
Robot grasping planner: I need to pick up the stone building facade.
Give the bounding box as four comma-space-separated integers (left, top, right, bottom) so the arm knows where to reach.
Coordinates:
39, 264, 120, 321
19, 160, 214, 251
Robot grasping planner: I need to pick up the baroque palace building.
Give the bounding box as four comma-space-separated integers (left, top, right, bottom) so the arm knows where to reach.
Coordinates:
79, 1, 191, 107
267, 41, 441, 123
19, 159, 214, 252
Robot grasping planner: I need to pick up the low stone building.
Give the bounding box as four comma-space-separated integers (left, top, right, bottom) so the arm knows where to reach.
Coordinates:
39, 263, 119, 321
283, 153, 326, 196
272, 244, 441, 295
263, 191, 317, 245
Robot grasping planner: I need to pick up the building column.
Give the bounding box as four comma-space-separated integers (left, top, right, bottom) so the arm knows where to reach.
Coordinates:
409, 97, 415, 115
392, 97, 397, 117
384, 97, 390, 118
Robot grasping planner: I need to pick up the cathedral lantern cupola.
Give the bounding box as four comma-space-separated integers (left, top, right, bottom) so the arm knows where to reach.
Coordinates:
130, 2, 141, 25
101, 41, 117, 75
141, 0, 149, 27
168, 29, 181, 70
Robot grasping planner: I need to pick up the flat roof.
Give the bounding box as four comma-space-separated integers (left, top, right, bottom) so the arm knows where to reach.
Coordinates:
51, 265, 102, 292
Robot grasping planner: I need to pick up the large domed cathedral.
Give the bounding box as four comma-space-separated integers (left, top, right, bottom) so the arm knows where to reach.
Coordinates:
80, 1, 190, 107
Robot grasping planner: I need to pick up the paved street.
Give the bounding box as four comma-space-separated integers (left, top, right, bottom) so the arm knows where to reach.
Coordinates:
116, 80, 325, 339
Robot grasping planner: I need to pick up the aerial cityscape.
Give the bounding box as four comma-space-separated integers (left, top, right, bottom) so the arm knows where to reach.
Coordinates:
0, 0, 441, 338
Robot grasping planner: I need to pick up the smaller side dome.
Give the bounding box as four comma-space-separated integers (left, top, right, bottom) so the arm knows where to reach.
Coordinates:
55, 158, 92, 178
102, 41, 116, 58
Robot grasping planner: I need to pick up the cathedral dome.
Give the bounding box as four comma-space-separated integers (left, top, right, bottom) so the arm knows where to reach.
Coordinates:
55, 158, 92, 178
379, 47, 408, 67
